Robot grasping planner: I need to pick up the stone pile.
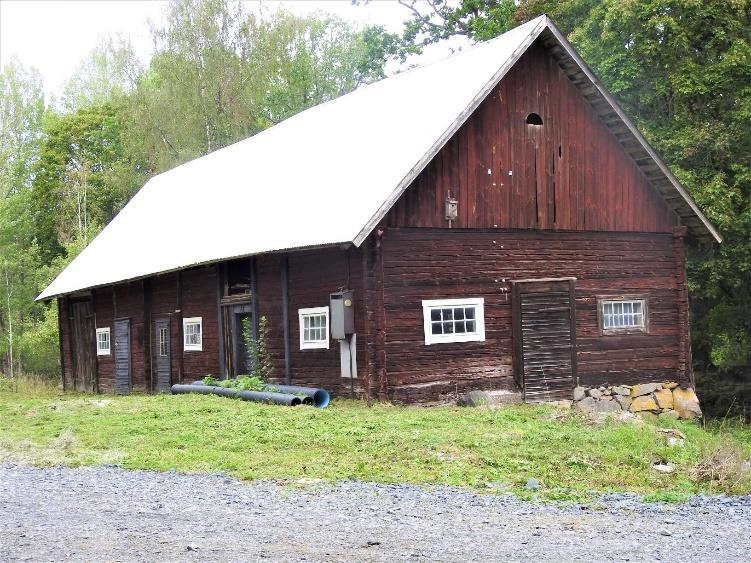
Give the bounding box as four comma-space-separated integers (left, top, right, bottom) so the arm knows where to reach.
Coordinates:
573, 382, 702, 419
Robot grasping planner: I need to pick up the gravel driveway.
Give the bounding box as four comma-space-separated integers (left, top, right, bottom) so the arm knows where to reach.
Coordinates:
1, 464, 749, 562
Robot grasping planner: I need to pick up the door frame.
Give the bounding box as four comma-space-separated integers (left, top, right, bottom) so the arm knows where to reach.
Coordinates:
511, 277, 578, 401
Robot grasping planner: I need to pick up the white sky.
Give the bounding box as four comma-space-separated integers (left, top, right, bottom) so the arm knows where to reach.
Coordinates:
0, 0, 465, 100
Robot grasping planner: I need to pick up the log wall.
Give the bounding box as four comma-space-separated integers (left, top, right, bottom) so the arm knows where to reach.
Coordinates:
379, 228, 690, 403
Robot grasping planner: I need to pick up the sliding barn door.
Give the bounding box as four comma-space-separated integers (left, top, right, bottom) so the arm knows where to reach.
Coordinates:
512, 278, 577, 402
68, 299, 96, 392
114, 319, 131, 394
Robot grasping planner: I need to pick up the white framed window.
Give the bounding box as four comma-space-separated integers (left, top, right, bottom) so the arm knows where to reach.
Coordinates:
96, 327, 111, 356
598, 298, 647, 334
158, 327, 169, 357
183, 317, 203, 351
299, 306, 329, 350
422, 297, 485, 345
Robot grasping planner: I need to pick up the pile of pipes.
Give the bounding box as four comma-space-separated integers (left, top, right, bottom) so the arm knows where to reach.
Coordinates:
171, 381, 330, 408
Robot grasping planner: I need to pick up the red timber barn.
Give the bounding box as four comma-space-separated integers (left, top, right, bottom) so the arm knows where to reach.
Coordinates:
40, 16, 720, 404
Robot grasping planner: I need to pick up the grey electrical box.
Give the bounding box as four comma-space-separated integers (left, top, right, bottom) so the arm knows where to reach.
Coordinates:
330, 290, 355, 340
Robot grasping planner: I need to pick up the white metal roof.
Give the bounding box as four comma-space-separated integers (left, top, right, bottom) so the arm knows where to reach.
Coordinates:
39, 15, 718, 300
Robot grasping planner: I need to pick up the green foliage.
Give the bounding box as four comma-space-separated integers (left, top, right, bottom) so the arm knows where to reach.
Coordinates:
202, 375, 219, 386
17, 303, 60, 377
205, 375, 267, 391
1, 391, 749, 498
242, 315, 272, 380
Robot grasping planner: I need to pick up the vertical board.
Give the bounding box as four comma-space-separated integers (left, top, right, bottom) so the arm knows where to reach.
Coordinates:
385, 41, 679, 234
154, 318, 171, 392
514, 280, 576, 402
68, 300, 96, 392
114, 318, 131, 394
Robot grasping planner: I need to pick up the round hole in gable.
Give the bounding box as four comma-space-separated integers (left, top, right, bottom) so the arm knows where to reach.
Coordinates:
525, 112, 543, 126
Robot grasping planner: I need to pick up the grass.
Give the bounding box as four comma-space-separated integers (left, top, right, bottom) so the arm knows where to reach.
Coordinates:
0, 377, 749, 502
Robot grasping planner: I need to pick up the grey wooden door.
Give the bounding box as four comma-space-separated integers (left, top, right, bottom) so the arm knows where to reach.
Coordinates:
154, 318, 171, 392
512, 279, 577, 402
114, 319, 131, 394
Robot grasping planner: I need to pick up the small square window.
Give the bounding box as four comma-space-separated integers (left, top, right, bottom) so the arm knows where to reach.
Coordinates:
96, 327, 110, 356
598, 298, 647, 334
183, 317, 203, 351
422, 298, 485, 345
158, 327, 169, 357
299, 307, 329, 350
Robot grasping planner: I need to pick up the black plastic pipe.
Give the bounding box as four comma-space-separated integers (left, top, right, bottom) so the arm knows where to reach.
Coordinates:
171, 384, 302, 406
264, 384, 330, 408
189, 380, 330, 408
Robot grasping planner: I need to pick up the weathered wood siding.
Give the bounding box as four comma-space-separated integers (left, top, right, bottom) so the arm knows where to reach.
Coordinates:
379, 228, 689, 403
180, 267, 221, 380
386, 41, 678, 234
256, 247, 366, 397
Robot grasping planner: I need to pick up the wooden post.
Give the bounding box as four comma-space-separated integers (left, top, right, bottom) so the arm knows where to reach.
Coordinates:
249, 256, 259, 375
91, 290, 99, 393
281, 254, 291, 385
673, 226, 691, 386
375, 228, 387, 399
143, 279, 152, 392
176, 271, 183, 384
250, 257, 259, 341
216, 264, 226, 379
57, 297, 66, 391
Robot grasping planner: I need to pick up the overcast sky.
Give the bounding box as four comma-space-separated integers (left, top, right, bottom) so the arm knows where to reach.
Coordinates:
0, 0, 443, 99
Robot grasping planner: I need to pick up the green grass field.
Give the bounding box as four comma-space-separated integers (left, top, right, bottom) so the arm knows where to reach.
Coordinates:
1, 380, 749, 501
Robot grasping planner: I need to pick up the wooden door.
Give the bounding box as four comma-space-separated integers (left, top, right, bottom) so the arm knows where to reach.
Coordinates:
114, 319, 131, 394
154, 318, 171, 392
68, 299, 96, 392
512, 278, 577, 402
224, 303, 252, 376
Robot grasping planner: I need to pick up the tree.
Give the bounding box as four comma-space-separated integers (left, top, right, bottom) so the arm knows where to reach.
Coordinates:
61, 37, 142, 112
0, 58, 45, 197
30, 104, 146, 260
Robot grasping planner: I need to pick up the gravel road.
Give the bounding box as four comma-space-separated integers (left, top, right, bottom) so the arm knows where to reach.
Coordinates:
1, 464, 749, 562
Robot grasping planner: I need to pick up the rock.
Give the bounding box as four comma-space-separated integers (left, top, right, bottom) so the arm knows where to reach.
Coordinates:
525, 478, 540, 490
631, 383, 660, 397
664, 381, 679, 390
652, 462, 676, 474
630, 395, 658, 412
667, 437, 684, 447
573, 387, 586, 401
654, 389, 674, 410
603, 389, 612, 396
594, 399, 621, 413
601, 395, 613, 401
576, 396, 597, 412
549, 400, 572, 409
459, 390, 491, 407
673, 388, 702, 419
589, 388, 603, 399
658, 410, 679, 421
615, 395, 632, 410
612, 386, 630, 396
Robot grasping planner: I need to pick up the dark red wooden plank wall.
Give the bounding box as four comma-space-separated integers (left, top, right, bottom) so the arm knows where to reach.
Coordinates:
380, 228, 689, 404
386, 41, 678, 234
